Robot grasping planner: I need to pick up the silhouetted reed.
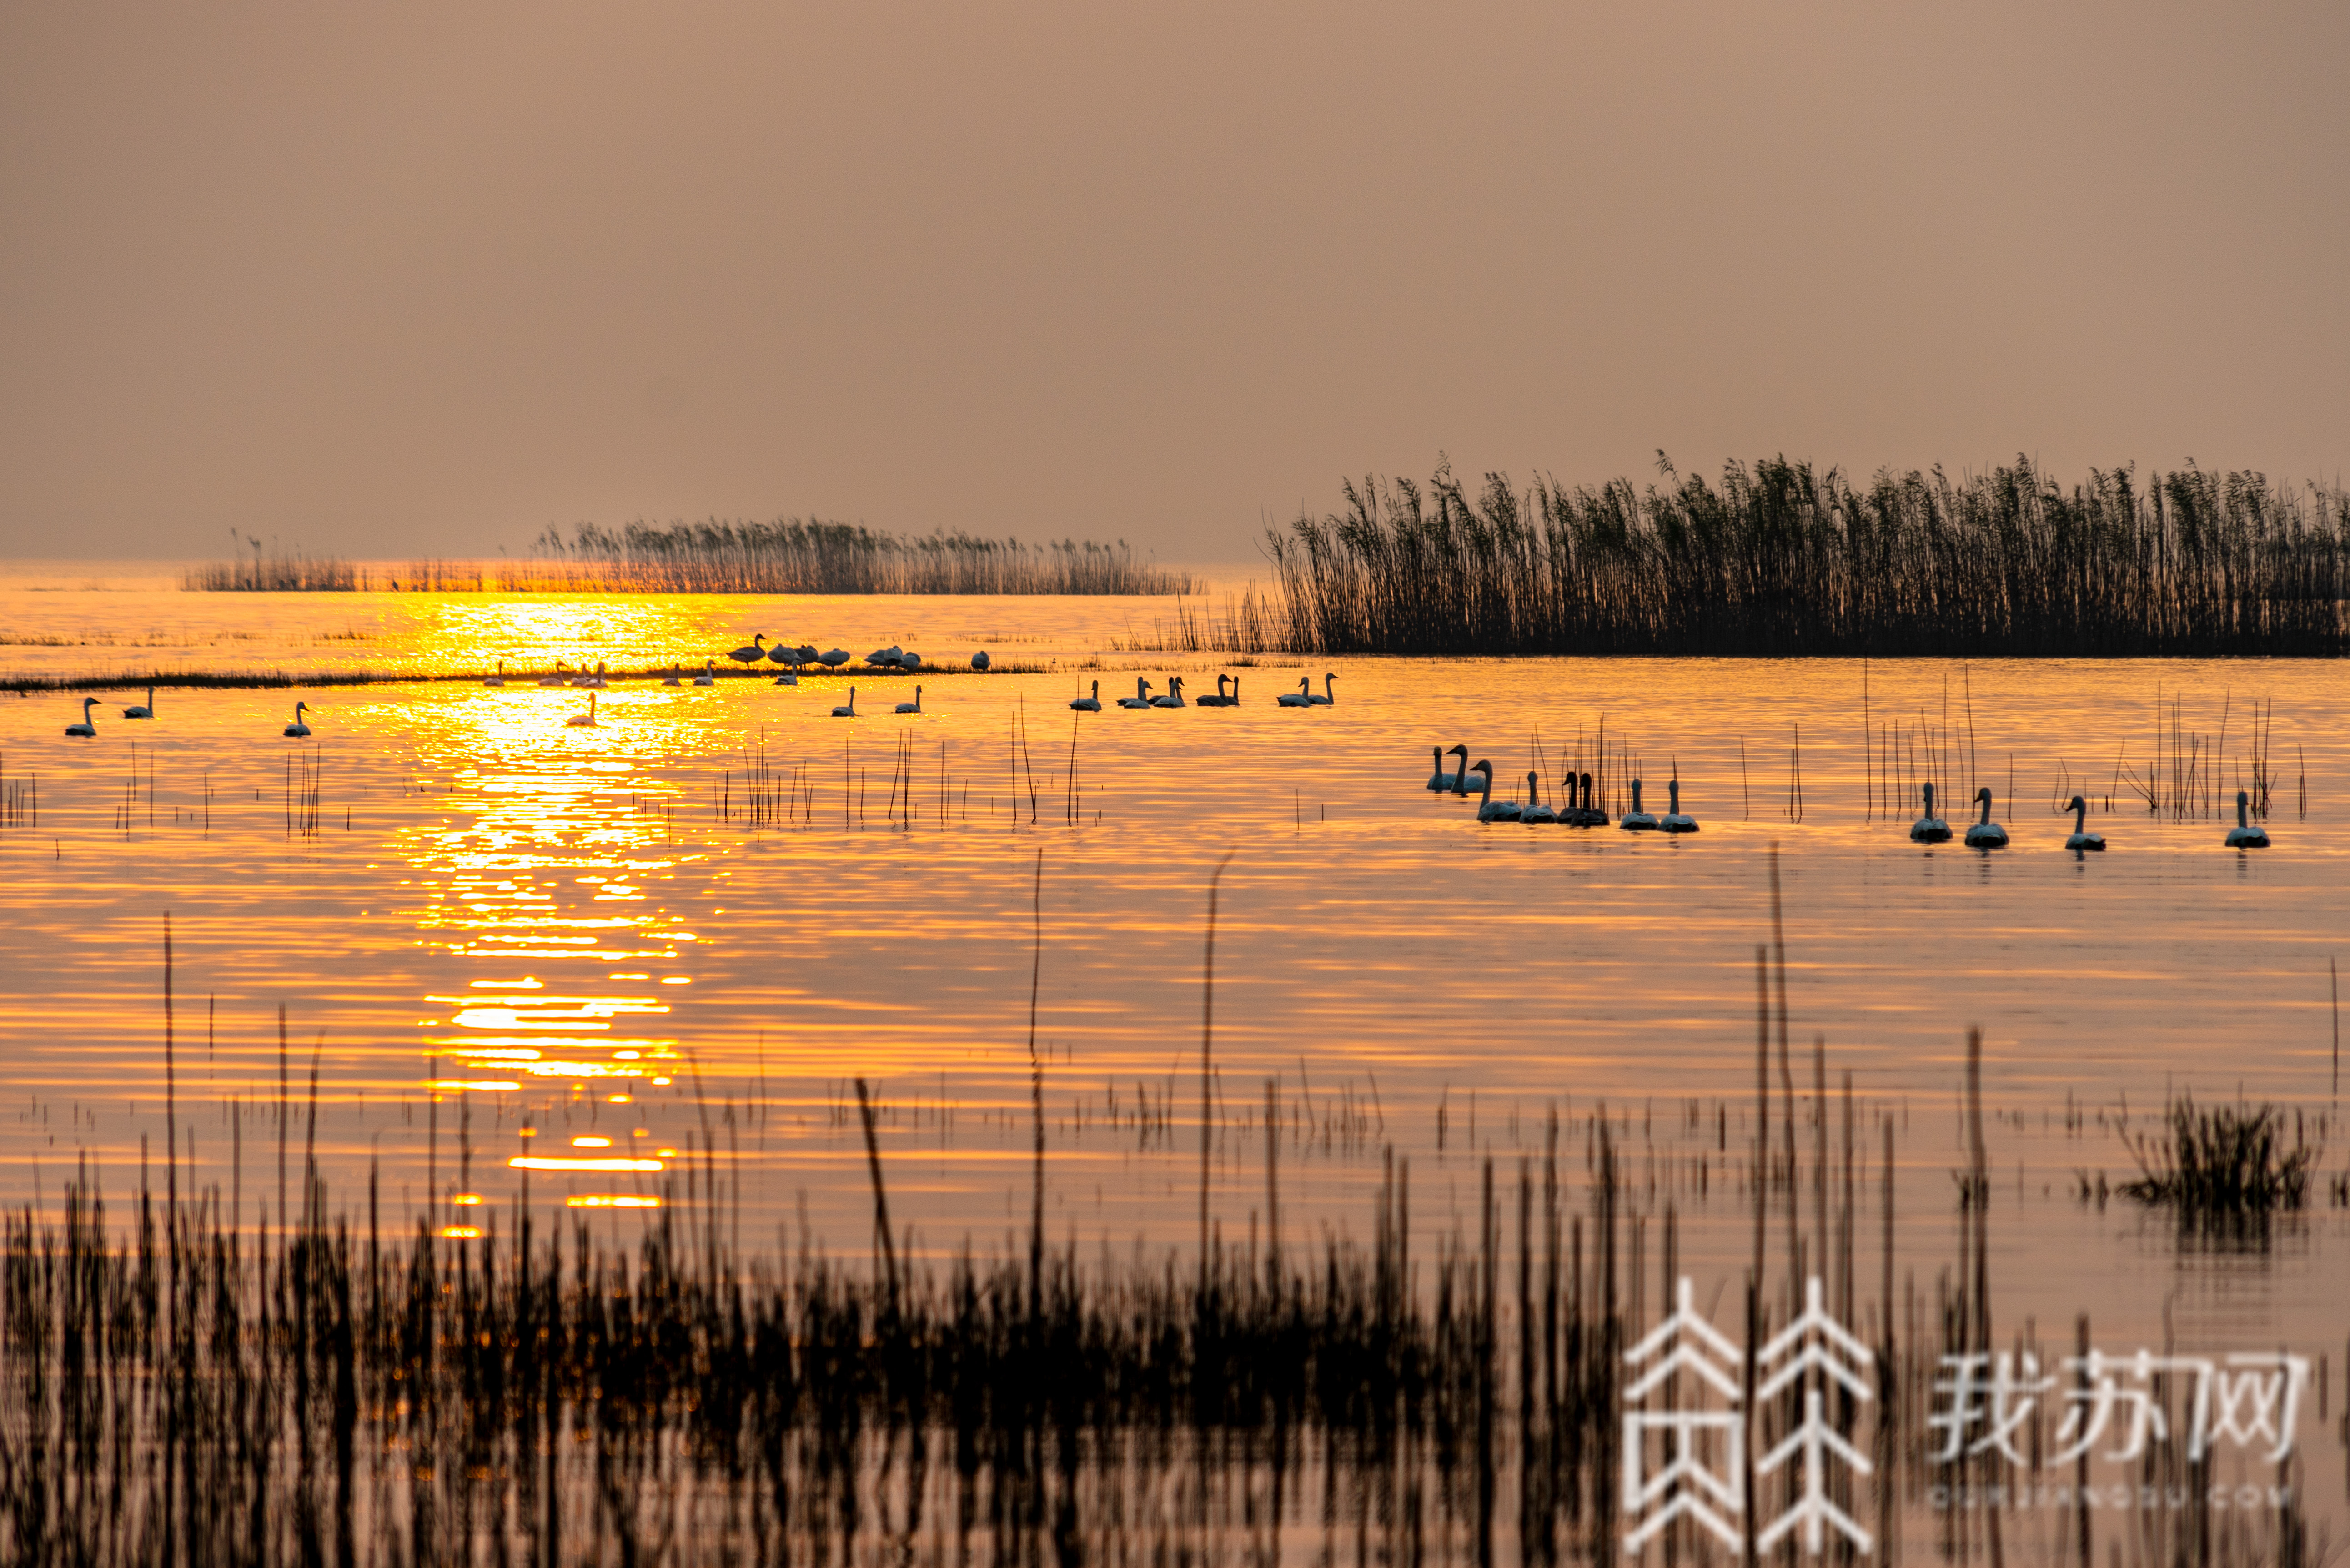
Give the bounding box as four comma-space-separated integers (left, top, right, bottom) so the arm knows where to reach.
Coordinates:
2121, 1096, 2318, 1215
1263, 457, 2350, 656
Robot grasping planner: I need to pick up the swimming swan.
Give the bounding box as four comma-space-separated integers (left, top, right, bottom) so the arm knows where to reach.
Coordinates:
283, 702, 312, 738
566, 692, 599, 727
1116, 679, 1155, 710
1428, 743, 1468, 792
1660, 779, 1698, 833
1963, 787, 2009, 849
1070, 680, 1102, 712
1520, 772, 1559, 824
1575, 772, 1610, 828
1467, 761, 1520, 823
1150, 677, 1186, 708
65, 697, 97, 736
1304, 673, 1336, 706
1910, 783, 1951, 843
1619, 779, 1659, 831
123, 687, 155, 719
830, 688, 857, 718
2225, 789, 2269, 848
1277, 678, 1313, 709
2063, 795, 2104, 851
894, 685, 923, 714
484, 662, 507, 688
693, 660, 717, 687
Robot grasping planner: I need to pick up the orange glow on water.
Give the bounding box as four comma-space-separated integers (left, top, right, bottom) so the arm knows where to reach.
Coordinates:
567, 1195, 662, 1209
510, 1156, 663, 1172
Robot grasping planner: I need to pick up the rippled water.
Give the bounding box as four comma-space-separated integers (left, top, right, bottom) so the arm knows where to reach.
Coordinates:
2, 580, 2344, 1384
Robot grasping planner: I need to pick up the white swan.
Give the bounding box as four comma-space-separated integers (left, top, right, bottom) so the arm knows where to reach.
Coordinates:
1619, 778, 1659, 831
773, 671, 798, 686
123, 687, 155, 719
1304, 672, 1336, 706
1520, 772, 1559, 824
283, 701, 312, 738
566, 691, 599, 727
1659, 779, 1699, 833
572, 661, 608, 689
971, 650, 991, 671
830, 688, 857, 718
2064, 794, 2104, 851
692, 660, 716, 687
1115, 679, 1155, 710
1070, 680, 1102, 712
1150, 676, 1186, 708
484, 661, 507, 688
2225, 789, 2270, 848
1467, 761, 1521, 823
817, 648, 851, 669
1963, 787, 2008, 849
65, 697, 97, 737
1277, 678, 1312, 708
728, 635, 768, 665
1909, 783, 1951, 843
864, 645, 904, 668
768, 643, 809, 667
899, 651, 920, 669
537, 661, 569, 688
894, 685, 923, 714
1428, 743, 1467, 792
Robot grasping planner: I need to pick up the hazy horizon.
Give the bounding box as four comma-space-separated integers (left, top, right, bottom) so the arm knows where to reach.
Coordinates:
5, 1, 2345, 564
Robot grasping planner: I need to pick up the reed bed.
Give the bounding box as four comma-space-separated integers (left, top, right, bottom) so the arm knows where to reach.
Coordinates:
182, 525, 1195, 596
2120, 1097, 2319, 1218
1261, 457, 2350, 657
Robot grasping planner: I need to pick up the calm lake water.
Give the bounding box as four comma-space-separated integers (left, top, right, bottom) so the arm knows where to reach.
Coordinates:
1, 571, 2344, 1557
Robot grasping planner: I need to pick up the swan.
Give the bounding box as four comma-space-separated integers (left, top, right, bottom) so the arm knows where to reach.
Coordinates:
971, 650, 991, 671
566, 691, 599, 727
1115, 679, 1155, 710
1305, 672, 1336, 706
728, 635, 768, 665
773, 671, 798, 686
865, 645, 904, 668
2225, 789, 2270, 848
830, 688, 857, 718
2064, 794, 2104, 851
65, 697, 97, 737
537, 661, 569, 688
1467, 761, 1521, 823
573, 661, 608, 689
1576, 772, 1611, 828
1428, 743, 1468, 792
1070, 680, 1102, 712
1659, 779, 1699, 833
1909, 783, 1951, 843
894, 685, 923, 714
1619, 779, 1659, 831
899, 651, 920, 669
1277, 678, 1313, 708
817, 648, 851, 669
767, 643, 806, 667
1520, 772, 1559, 824
1192, 674, 1234, 708
1150, 677, 1186, 708
483, 662, 507, 688
123, 687, 155, 719
1963, 787, 2008, 849
692, 660, 716, 687
661, 663, 683, 687
283, 701, 312, 738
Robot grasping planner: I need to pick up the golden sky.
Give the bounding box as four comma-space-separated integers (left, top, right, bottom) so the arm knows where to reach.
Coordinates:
3, 1, 2344, 563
